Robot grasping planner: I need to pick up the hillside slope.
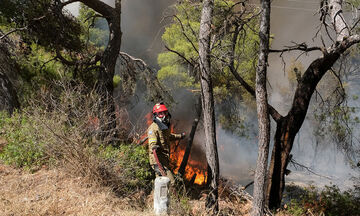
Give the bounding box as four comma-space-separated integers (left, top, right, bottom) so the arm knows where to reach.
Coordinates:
0, 163, 154, 216
0, 163, 256, 216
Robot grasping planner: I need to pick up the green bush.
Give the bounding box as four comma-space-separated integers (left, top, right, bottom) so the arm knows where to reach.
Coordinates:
0, 111, 47, 170
285, 184, 360, 216
117, 144, 152, 188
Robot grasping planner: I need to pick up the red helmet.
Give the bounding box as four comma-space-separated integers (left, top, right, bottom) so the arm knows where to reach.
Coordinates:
153, 102, 168, 114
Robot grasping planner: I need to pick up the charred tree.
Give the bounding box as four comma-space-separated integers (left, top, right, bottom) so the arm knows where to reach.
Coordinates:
178, 118, 199, 177
266, 0, 360, 209
178, 97, 201, 177
251, 0, 271, 215
222, 0, 360, 209
198, 0, 219, 214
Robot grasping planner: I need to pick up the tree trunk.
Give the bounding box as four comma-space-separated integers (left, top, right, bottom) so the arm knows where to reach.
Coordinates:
0, 32, 20, 114
0, 72, 19, 114
178, 96, 201, 176
78, 0, 122, 141
251, 0, 271, 215
198, 0, 219, 214
266, 117, 293, 209
178, 118, 199, 177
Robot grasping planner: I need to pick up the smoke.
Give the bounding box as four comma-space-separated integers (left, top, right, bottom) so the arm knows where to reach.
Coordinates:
63, 2, 80, 16
66, 0, 359, 190
121, 0, 177, 65
267, 0, 322, 114
266, 0, 360, 190
64, 0, 176, 67
126, 0, 359, 191
217, 127, 258, 184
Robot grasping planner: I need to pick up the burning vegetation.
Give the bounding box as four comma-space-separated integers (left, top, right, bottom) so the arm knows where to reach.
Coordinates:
170, 140, 207, 185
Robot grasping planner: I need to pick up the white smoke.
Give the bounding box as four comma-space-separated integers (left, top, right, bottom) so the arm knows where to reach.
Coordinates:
66, 0, 359, 191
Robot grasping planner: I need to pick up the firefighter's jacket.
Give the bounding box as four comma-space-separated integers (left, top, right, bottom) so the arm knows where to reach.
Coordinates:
148, 121, 182, 167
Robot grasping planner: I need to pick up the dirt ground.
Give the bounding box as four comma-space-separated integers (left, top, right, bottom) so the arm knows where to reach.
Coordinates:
0, 163, 156, 216
0, 162, 256, 216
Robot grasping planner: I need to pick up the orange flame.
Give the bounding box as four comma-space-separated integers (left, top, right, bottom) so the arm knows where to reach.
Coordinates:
170, 125, 207, 185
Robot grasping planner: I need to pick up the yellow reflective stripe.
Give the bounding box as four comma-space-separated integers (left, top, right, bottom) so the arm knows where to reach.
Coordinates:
149, 138, 157, 143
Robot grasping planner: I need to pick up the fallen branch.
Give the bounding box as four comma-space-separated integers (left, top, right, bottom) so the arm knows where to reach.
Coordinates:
290, 158, 333, 180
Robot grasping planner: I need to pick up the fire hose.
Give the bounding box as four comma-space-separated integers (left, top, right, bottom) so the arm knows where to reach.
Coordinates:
152, 148, 166, 176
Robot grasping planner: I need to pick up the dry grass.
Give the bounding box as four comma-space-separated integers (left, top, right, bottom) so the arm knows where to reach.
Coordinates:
0, 163, 154, 216
0, 162, 258, 216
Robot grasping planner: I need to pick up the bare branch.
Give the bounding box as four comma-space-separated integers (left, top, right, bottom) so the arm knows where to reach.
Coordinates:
173, 15, 199, 53
119, 51, 174, 103
0, 27, 28, 41
55, 49, 77, 66
350, 17, 360, 31
270, 43, 322, 53
164, 45, 195, 67
77, 0, 115, 17
290, 158, 333, 180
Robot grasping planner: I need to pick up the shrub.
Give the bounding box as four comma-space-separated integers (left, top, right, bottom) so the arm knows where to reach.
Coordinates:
0, 79, 152, 204
98, 144, 152, 192
284, 184, 360, 216
0, 111, 48, 170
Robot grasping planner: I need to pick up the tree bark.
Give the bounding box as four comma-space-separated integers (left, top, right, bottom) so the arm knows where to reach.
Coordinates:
77, 0, 122, 141
198, 0, 219, 214
266, 0, 360, 209
0, 72, 19, 114
0, 31, 20, 114
251, 0, 271, 215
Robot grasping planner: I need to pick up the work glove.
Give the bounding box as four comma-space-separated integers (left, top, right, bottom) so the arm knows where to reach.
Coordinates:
151, 145, 160, 151
152, 164, 162, 176
180, 132, 186, 139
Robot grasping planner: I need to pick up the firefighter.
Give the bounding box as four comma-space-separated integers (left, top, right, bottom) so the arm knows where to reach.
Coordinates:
148, 102, 185, 183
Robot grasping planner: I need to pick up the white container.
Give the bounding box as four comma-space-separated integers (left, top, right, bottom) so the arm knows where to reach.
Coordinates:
154, 176, 170, 215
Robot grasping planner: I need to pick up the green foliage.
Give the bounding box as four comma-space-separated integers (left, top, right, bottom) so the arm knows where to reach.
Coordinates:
0, 111, 47, 170
0, 0, 84, 52
159, 0, 259, 137
0, 1, 111, 99
314, 104, 360, 163
97, 144, 152, 191
284, 184, 360, 216
117, 144, 152, 187
17, 43, 66, 102
352, 94, 359, 100
78, 4, 109, 49
158, 0, 258, 92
